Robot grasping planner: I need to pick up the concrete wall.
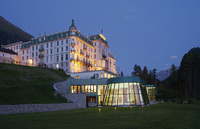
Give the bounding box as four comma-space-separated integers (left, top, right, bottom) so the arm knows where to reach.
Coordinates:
0, 103, 78, 115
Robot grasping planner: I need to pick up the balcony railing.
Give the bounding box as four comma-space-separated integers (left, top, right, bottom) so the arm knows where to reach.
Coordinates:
80, 51, 84, 56
102, 53, 107, 59
71, 49, 76, 53
83, 47, 87, 51
86, 54, 90, 59
39, 54, 44, 58
71, 42, 75, 46
39, 47, 44, 51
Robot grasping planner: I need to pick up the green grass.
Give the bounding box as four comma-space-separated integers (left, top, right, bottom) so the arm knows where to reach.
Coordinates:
0, 63, 69, 104
0, 103, 200, 129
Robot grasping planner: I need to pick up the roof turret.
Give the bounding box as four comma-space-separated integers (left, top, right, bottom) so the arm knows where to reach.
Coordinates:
69, 19, 76, 30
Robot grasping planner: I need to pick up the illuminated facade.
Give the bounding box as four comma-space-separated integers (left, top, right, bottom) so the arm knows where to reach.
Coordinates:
66, 76, 155, 107
4, 20, 117, 78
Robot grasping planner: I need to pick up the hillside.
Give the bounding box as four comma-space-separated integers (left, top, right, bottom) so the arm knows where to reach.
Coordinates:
0, 63, 69, 105
160, 47, 200, 99
0, 16, 33, 45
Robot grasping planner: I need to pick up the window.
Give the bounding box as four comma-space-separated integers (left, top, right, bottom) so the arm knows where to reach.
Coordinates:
104, 73, 107, 78
23, 50, 24, 55
51, 42, 53, 47
66, 62, 68, 67
61, 47, 63, 52
94, 61, 97, 66
66, 54, 68, 60
61, 40, 63, 45
22, 56, 24, 60
94, 55, 96, 59
57, 41, 59, 46
94, 49, 96, 53
46, 43, 48, 48
27, 56, 28, 60
71, 85, 81, 93
57, 48, 59, 53
66, 46, 68, 51
16, 46, 18, 49
57, 56, 59, 62
46, 57, 48, 63
75, 76, 79, 79
32, 46, 34, 51
27, 49, 28, 54
36, 52, 38, 56
51, 49, 53, 54
66, 39, 68, 44
61, 55, 63, 61
56, 64, 59, 68
32, 52, 34, 57
36, 46, 38, 50
46, 50, 48, 54
82, 85, 96, 93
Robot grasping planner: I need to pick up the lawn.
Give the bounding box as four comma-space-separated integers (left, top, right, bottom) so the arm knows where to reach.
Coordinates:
0, 63, 69, 104
0, 103, 200, 129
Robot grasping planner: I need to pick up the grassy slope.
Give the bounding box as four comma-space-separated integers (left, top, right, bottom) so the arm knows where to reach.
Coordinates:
0, 103, 200, 129
0, 63, 68, 104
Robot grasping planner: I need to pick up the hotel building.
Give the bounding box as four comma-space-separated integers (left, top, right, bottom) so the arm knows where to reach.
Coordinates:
4, 20, 117, 79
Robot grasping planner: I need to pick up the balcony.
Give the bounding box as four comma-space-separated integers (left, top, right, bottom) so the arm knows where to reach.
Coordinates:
83, 47, 87, 52
102, 53, 107, 59
71, 49, 76, 53
39, 54, 44, 58
80, 51, 84, 56
71, 42, 75, 46
86, 54, 90, 59
70, 58, 75, 62
39, 47, 44, 51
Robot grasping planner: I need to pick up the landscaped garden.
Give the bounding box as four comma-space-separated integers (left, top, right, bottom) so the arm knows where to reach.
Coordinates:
0, 102, 200, 129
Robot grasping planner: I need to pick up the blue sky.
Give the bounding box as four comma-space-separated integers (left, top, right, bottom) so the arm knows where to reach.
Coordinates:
0, 0, 200, 75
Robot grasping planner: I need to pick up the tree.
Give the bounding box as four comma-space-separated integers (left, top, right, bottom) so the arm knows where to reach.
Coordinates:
132, 64, 142, 76
152, 68, 157, 84
170, 64, 176, 75
141, 66, 148, 81
147, 70, 154, 84
121, 71, 124, 76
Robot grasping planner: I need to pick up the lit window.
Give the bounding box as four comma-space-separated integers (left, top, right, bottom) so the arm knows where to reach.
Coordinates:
56, 64, 59, 68
104, 73, 107, 78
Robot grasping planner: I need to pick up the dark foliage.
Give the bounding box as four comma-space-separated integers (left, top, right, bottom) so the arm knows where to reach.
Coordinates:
160, 47, 200, 99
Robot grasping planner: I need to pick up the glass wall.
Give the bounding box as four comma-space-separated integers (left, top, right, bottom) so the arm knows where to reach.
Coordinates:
103, 82, 146, 106
98, 85, 107, 105
146, 87, 157, 101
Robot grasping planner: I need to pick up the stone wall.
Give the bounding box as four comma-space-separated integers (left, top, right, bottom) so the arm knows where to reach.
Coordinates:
54, 81, 86, 108
63, 94, 86, 108
0, 103, 78, 115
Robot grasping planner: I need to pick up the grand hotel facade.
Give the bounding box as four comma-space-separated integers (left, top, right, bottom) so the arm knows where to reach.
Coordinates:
3, 20, 156, 106
4, 20, 117, 79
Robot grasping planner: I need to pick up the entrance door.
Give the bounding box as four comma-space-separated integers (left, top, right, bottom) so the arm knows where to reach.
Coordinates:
86, 96, 96, 107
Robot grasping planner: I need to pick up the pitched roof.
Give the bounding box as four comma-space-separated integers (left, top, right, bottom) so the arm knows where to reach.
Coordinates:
0, 48, 17, 55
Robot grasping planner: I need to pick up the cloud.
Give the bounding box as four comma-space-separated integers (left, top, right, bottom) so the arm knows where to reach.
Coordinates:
170, 56, 178, 59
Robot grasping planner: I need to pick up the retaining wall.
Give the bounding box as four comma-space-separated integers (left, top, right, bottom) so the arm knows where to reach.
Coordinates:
0, 103, 78, 115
